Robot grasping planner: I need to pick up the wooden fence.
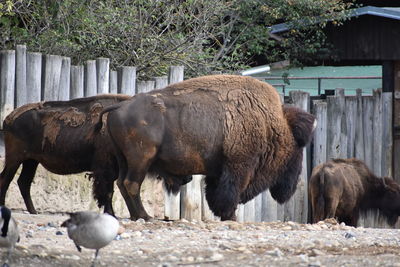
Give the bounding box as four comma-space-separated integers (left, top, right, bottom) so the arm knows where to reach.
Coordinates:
0, 45, 394, 227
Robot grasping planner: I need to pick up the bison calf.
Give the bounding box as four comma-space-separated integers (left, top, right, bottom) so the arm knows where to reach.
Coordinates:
309, 158, 400, 226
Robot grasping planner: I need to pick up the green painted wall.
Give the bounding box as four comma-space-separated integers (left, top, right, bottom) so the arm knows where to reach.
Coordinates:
253, 65, 382, 96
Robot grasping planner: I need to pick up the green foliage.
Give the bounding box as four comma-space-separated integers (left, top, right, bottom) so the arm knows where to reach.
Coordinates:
1, 0, 354, 78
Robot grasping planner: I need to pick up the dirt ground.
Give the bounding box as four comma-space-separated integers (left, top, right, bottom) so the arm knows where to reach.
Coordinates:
2, 211, 400, 267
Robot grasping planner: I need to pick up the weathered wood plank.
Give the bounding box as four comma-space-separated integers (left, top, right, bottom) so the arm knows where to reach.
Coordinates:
312, 100, 327, 167
42, 55, 62, 101
59, 57, 70, 100
70, 65, 84, 99
381, 92, 393, 178
96, 58, 109, 94
180, 175, 202, 221
117, 66, 136, 95
109, 70, 118, 94
345, 96, 357, 158
15, 45, 27, 107
153, 76, 168, 89
84, 60, 97, 97
26, 52, 42, 103
261, 191, 278, 222
0, 50, 15, 127
354, 89, 365, 160
137, 81, 155, 93
288, 91, 311, 223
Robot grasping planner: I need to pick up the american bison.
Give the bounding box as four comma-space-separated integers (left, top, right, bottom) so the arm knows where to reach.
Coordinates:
0, 94, 132, 216
309, 158, 400, 226
97, 75, 316, 220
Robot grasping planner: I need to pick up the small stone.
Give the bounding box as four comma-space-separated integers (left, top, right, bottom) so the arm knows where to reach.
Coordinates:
66, 255, 80, 261
55, 231, 63, 236
136, 218, 145, 224
309, 249, 324, 256
344, 232, 356, 239
132, 231, 143, 237
114, 234, 122, 240
47, 222, 57, 228
267, 248, 284, 257
299, 254, 309, 263
209, 252, 224, 261
120, 232, 131, 239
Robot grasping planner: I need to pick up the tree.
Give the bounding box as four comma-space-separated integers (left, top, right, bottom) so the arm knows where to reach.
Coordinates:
0, 0, 354, 78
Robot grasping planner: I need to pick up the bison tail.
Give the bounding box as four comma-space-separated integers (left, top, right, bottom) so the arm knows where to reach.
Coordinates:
93, 103, 123, 134
313, 171, 326, 223
282, 105, 316, 147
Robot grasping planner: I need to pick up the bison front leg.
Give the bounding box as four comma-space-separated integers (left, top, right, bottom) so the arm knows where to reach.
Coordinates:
0, 161, 21, 207
205, 165, 241, 221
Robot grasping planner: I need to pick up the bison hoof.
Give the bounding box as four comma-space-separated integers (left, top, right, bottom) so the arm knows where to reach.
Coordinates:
28, 209, 38, 215
130, 215, 153, 222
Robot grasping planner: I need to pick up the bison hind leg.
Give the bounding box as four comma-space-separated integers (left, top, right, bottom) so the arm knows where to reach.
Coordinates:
205, 167, 239, 221
17, 159, 39, 214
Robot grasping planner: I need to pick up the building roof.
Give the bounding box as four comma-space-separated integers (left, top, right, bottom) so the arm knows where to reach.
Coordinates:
269, 6, 400, 34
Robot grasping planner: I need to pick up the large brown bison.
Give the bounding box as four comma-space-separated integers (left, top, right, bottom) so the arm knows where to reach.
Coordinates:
97, 75, 316, 220
309, 158, 400, 226
0, 94, 132, 216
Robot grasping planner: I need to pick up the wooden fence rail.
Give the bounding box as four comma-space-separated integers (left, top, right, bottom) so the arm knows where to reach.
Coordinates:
0, 45, 394, 227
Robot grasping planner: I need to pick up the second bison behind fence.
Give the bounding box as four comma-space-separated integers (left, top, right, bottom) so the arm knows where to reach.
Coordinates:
309, 158, 400, 227
97, 74, 316, 221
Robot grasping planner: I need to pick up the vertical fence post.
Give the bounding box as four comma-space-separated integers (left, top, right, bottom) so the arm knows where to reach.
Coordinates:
362, 95, 374, 170
381, 90, 393, 178
70, 65, 84, 99
169, 66, 184, 84
164, 66, 184, 221
109, 70, 118, 94
136, 81, 155, 93
354, 89, 365, 160
153, 76, 169, 89
326, 88, 346, 160
372, 90, 383, 176
289, 91, 311, 223
312, 100, 327, 167
96, 58, 109, 94
0, 50, 15, 127
261, 191, 278, 222
117, 66, 136, 95
181, 175, 203, 221
15, 45, 27, 107
42, 54, 63, 101
345, 96, 357, 158
243, 199, 256, 222
84, 60, 97, 97
59, 57, 71, 100
26, 52, 42, 103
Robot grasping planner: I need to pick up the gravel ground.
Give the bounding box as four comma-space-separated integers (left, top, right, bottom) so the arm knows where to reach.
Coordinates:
2, 211, 400, 267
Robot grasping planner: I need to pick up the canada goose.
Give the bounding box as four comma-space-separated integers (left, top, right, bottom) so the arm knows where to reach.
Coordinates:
61, 211, 119, 267
0, 206, 19, 267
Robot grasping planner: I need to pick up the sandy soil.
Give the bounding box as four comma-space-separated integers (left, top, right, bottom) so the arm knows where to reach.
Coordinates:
2, 211, 400, 267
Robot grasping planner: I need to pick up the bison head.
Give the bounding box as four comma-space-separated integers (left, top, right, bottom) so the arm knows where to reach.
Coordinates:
378, 177, 400, 226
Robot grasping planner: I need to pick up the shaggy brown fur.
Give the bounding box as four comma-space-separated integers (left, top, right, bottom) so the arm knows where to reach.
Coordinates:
97, 75, 316, 220
309, 158, 400, 227
0, 94, 131, 216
